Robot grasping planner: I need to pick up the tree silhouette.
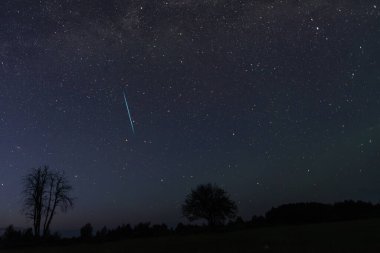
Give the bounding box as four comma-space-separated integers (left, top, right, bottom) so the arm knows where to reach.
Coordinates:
80, 223, 93, 240
182, 183, 237, 226
22, 166, 74, 238
2, 225, 21, 243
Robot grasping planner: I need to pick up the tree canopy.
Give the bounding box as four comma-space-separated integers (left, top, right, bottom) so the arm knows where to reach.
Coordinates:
182, 183, 237, 226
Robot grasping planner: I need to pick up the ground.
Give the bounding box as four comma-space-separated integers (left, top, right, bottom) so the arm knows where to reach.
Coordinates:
7, 219, 380, 253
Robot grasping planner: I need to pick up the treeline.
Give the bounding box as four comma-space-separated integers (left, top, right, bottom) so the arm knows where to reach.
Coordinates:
80, 219, 259, 242
80, 222, 173, 242
1, 200, 380, 248
0, 225, 61, 248
89, 200, 380, 240
265, 200, 380, 224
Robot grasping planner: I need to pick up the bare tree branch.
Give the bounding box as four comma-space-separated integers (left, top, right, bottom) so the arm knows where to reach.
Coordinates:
22, 166, 74, 238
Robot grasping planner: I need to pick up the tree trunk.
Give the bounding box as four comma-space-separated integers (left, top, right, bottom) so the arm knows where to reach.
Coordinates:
43, 200, 58, 237
43, 178, 55, 236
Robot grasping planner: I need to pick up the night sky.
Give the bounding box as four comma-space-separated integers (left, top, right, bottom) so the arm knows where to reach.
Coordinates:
0, 0, 380, 231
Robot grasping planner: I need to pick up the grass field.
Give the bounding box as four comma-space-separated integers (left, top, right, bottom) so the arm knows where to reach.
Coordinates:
7, 219, 380, 253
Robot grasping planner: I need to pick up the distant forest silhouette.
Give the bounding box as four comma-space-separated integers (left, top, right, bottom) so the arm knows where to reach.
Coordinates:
2, 200, 380, 249
2, 167, 380, 249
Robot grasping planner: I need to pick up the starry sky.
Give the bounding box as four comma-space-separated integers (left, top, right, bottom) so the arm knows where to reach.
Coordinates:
0, 0, 380, 231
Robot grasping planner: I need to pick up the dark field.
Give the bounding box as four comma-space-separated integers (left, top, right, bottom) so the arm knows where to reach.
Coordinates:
6, 219, 380, 253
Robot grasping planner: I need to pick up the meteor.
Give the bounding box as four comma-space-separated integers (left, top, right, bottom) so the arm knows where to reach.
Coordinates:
123, 91, 135, 134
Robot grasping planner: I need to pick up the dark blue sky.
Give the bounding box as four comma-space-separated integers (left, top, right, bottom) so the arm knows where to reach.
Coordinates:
0, 0, 380, 231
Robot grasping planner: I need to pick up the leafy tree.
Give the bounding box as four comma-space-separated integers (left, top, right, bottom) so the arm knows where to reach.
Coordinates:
80, 223, 93, 240
182, 183, 237, 226
22, 166, 74, 238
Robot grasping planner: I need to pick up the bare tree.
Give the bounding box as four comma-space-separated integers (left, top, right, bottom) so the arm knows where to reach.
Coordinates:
22, 167, 49, 238
182, 183, 237, 226
22, 166, 74, 238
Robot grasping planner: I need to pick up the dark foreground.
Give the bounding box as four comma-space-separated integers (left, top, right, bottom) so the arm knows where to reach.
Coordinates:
7, 219, 380, 253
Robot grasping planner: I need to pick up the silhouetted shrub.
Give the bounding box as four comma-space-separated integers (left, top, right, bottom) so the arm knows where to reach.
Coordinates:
80, 223, 93, 240
2, 225, 22, 243
107, 224, 133, 240
151, 223, 171, 236
22, 228, 34, 242
133, 222, 152, 237
174, 223, 205, 235
230, 216, 246, 229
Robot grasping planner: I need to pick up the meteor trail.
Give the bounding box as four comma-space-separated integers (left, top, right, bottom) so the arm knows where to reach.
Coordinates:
123, 91, 135, 134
